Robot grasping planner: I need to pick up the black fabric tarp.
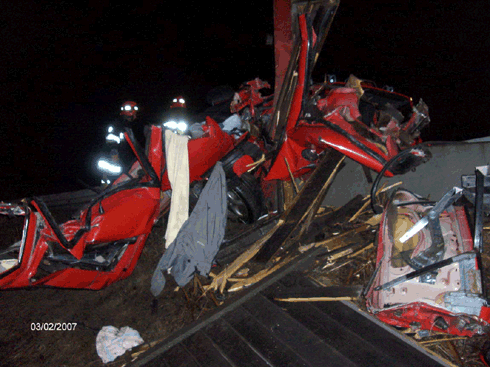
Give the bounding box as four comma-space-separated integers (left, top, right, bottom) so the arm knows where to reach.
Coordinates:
151, 162, 227, 297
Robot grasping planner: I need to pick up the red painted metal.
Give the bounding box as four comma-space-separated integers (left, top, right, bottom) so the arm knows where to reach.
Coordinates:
273, 0, 292, 110
262, 5, 428, 182
0, 117, 236, 290
0, 0, 432, 290
231, 79, 272, 118
366, 189, 489, 337
187, 117, 235, 184
375, 302, 489, 338
285, 14, 308, 136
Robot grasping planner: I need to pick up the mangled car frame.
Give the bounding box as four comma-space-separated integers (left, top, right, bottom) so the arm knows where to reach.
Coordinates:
366, 167, 490, 336
0, 0, 433, 290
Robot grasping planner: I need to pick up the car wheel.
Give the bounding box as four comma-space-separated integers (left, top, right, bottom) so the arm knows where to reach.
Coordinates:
190, 173, 263, 225
226, 173, 264, 224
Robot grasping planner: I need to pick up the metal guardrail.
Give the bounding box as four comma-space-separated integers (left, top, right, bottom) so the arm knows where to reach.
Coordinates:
38, 188, 99, 210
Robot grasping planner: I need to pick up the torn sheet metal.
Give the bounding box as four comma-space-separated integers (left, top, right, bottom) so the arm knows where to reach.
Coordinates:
366, 188, 490, 337
0, 128, 163, 290
151, 162, 227, 297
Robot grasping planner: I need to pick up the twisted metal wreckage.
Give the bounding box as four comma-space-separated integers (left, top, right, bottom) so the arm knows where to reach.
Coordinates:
1, 0, 489, 339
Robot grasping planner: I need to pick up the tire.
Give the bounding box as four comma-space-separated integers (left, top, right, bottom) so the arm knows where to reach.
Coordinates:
220, 140, 263, 177
226, 173, 264, 224
190, 173, 263, 224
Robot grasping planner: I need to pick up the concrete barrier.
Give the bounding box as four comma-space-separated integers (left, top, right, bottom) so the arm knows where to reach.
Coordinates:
8, 141, 490, 217
324, 141, 490, 207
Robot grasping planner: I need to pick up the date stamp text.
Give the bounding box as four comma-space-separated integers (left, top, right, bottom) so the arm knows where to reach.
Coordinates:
31, 322, 77, 331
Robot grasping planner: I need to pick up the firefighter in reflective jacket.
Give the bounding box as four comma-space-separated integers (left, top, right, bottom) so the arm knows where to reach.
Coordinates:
98, 101, 139, 186
163, 96, 188, 134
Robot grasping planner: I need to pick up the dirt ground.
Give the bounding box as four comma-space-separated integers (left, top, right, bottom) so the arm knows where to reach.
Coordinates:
0, 217, 221, 367
1, 198, 490, 366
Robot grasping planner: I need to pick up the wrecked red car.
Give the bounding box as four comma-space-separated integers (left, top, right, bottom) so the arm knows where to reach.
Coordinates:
365, 185, 490, 337
229, 0, 430, 190
0, 122, 238, 289
0, 0, 432, 290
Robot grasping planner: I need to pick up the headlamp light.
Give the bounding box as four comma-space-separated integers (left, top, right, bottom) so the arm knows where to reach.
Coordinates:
164, 120, 178, 130
164, 120, 188, 133
176, 121, 187, 132
97, 159, 122, 175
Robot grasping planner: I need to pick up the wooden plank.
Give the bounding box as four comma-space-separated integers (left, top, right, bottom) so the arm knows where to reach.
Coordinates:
241, 294, 357, 367
181, 331, 234, 367
224, 306, 310, 367
204, 319, 272, 367
271, 285, 363, 300
216, 218, 279, 265
300, 194, 364, 244
255, 149, 345, 262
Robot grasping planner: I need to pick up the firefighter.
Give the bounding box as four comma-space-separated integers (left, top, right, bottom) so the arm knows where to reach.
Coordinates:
170, 96, 186, 109
163, 96, 190, 135
120, 100, 139, 122
98, 101, 139, 186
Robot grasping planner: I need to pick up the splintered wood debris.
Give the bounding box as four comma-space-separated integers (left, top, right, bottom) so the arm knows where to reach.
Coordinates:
206, 155, 346, 294
201, 175, 490, 367
274, 296, 355, 302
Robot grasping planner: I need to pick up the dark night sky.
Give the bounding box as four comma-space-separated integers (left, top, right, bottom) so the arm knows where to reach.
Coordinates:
1, 0, 489, 198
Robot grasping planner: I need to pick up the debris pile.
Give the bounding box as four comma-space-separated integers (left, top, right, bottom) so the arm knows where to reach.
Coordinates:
181, 165, 490, 367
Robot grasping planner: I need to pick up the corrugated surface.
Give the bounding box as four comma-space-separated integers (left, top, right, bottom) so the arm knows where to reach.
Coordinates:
131, 270, 449, 367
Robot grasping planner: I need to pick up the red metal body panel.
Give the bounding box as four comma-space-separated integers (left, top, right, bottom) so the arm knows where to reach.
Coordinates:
284, 14, 308, 136
265, 135, 317, 181
0, 115, 236, 290
159, 118, 235, 190
273, 0, 292, 110
0, 186, 161, 289
187, 118, 235, 183
262, 7, 427, 182
375, 302, 487, 337
36, 234, 149, 290
265, 119, 393, 181
366, 189, 489, 337
147, 125, 164, 179
76, 188, 160, 244
0, 0, 432, 290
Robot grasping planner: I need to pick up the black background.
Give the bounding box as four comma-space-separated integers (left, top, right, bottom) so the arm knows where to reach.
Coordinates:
1, 0, 489, 198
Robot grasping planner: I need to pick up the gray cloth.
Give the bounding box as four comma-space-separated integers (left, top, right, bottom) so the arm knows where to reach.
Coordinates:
150, 162, 227, 297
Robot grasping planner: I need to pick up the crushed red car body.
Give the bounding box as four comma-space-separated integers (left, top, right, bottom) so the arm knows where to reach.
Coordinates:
0, 0, 434, 290
366, 187, 490, 337
0, 122, 236, 290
